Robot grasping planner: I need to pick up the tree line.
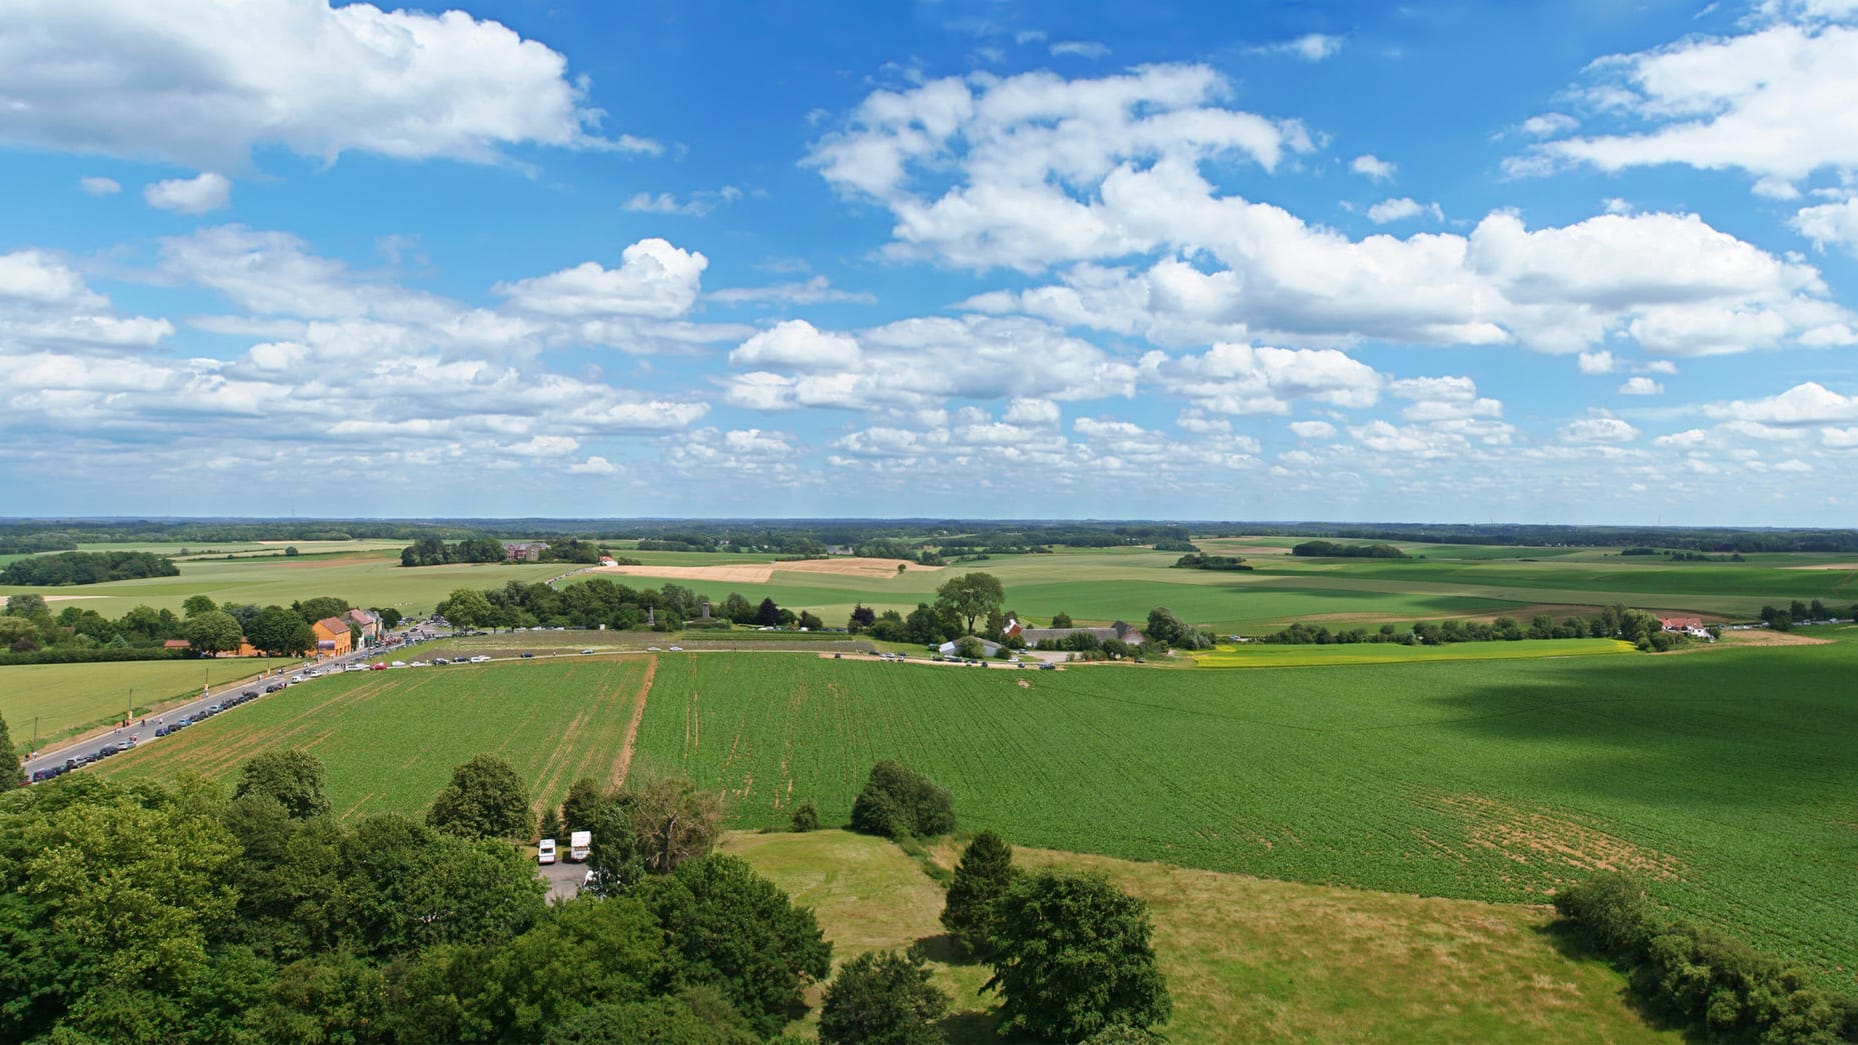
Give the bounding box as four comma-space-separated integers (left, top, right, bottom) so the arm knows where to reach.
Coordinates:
1554, 874, 1856, 1042
1290, 540, 1409, 559
1760, 600, 1856, 631
0, 550, 179, 586
0, 592, 399, 664
1257, 605, 1694, 651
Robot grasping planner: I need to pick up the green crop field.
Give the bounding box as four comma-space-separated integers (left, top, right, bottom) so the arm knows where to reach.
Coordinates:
2, 657, 297, 754
101, 655, 654, 819
627, 638, 1858, 988
1188, 637, 1636, 668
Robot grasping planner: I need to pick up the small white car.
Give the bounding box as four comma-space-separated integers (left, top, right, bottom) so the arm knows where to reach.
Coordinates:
537, 838, 557, 864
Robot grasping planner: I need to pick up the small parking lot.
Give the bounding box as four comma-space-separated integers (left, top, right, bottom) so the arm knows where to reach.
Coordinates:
537, 859, 587, 902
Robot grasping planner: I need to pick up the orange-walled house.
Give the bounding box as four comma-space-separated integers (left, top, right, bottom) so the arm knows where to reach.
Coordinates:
312, 616, 353, 657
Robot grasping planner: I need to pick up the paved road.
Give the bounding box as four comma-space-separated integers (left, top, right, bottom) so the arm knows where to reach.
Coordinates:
22, 628, 448, 781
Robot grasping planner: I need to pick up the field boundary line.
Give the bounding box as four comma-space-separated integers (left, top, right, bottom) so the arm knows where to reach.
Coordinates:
612, 655, 658, 788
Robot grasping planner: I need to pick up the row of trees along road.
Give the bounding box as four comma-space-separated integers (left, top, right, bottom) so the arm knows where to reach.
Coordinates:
2, 591, 399, 662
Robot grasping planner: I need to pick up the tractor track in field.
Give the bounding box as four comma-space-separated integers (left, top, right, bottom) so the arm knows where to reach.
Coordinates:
612, 655, 658, 788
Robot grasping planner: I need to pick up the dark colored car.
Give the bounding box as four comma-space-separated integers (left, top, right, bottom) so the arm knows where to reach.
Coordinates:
243, 689, 259, 699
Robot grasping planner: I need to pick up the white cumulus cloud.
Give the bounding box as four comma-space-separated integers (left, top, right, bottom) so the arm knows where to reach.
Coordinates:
494, 239, 707, 319
144, 172, 231, 214
0, 0, 647, 170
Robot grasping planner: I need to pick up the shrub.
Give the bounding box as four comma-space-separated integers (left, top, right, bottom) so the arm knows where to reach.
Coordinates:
1552, 872, 1655, 958
849, 761, 955, 839
789, 801, 820, 833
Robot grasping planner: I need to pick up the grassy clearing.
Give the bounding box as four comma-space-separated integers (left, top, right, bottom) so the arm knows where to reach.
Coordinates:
631, 642, 1858, 987
725, 829, 1671, 1043
1189, 638, 1636, 668
100, 656, 654, 818
1, 657, 297, 754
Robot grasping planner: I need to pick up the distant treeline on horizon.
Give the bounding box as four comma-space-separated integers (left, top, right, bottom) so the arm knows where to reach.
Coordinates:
3, 518, 1856, 555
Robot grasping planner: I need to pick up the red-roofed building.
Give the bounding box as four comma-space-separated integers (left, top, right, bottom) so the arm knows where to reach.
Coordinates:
312, 616, 353, 656
345, 608, 381, 643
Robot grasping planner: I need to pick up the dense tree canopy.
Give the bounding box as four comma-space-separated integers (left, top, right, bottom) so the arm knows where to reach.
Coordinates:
183, 609, 245, 656
246, 605, 314, 656
1, 710, 21, 786
234, 750, 332, 820
634, 854, 832, 1038
0, 550, 179, 586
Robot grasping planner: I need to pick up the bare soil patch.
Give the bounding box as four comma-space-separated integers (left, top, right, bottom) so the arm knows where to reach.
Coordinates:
1439, 794, 1681, 886
8, 594, 105, 605
613, 655, 658, 788
590, 563, 776, 583
1781, 562, 1858, 570
775, 556, 941, 577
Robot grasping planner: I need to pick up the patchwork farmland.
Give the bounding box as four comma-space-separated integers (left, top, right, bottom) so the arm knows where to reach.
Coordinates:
101, 634, 1858, 991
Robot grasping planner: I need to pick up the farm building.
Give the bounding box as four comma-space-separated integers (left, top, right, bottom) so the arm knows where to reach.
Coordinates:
1659, 616, 1711, 639
502, 541, 551, 562
938, 638, 1002, 658
1019, 620, 1147, 648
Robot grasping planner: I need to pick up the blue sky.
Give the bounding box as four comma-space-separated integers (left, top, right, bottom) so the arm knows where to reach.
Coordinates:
4, 0, 1858, 523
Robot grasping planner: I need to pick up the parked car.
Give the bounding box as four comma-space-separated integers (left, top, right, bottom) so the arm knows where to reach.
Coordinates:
242, 689, 259, 699
580, 648, 595, 655
519, 652, 535, 659
537, 838, 557, 865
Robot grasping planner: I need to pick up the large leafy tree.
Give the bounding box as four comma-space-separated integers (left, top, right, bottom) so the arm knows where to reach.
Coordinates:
426, 754, 533, 841
941, 829, 1016, 959
246, 605, 313, 655
818, 948, 948, 1045
438, 588, 495, 630
934, 572, 1005, 635
183, 609, 245, 657
985, 871, 1171, 1043
234, 750, 332, 820
636, 855, 832, 1038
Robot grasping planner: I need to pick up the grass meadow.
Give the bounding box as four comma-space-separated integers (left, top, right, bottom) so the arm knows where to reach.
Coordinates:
723, 829, 1673, 1043
2, 657, 297, 754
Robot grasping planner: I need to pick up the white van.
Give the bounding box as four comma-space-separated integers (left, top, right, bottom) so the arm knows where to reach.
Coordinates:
537, 838, 557, 865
